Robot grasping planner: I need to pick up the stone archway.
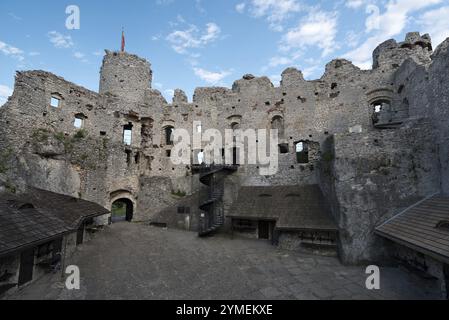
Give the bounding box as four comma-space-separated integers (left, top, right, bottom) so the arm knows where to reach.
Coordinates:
110, 190, 135, 223
111, 198, 134, 223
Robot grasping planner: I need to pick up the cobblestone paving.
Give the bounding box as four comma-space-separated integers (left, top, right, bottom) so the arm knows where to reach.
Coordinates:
9, 223, 441, 300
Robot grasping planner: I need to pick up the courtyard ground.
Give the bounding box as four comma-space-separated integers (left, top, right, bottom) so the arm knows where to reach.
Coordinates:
7, 223, 442, 300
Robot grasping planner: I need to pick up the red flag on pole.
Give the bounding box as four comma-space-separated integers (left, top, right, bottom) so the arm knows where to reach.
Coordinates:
121, 29, 125, 52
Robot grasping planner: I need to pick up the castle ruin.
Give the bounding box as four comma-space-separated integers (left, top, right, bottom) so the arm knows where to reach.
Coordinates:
1, 32, 448, 297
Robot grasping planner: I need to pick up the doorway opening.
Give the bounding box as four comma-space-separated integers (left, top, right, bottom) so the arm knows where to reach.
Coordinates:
111, 199, 134, 223
258, 220, 275, 240
76, 224, 84, 245
18, 248, 35, 286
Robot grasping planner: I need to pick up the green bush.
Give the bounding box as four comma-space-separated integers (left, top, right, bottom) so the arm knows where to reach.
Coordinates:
74, 129, 88, 140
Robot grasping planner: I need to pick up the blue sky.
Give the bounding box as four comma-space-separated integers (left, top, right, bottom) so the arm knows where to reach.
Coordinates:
1, 0, 449, 105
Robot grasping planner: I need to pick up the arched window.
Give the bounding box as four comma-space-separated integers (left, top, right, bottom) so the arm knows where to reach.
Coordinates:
123, 123, 133, 146
271, 116, 285, 140
50, 94, 62, 108
164, 126, 174, 145
370, 99, 391, 126
74, 113, 86, 129
295, 141, 309, 164
197, 150, 205, 164
231, 122, 241, 165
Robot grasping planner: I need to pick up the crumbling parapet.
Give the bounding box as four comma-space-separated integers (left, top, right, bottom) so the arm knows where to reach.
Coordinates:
173, 89, 188, 105
373, 32, 433, 70
280, 68, 304, 87
232, 75, 274, 94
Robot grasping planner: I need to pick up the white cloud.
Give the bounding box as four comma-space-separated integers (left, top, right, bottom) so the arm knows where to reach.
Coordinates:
344, 0, 442, 68
163, 89, 175, 101
193, 67, 232, 84
201, 23, 221, 42
268, 56, 293, 68
345, 30, 362, 48
73, 52, 88, 63
418, 6, 449, 46
195, 0, 206, 14
29, 51, 40, 56
0, 41, 24, 60
0, 85, 13, 107
249, 0, 302, 31
156, 0, 174, 5
169, 15, 186, 28
47, 31, 74, 49
236, 3, 246, 13
269, 74, 281, 86
73, 52, 85, 59
8, 13, 22, 21
281, 10, 339, 57
302, 65, 321, 79
166, 22, 221, 54
345, 0, 365, 9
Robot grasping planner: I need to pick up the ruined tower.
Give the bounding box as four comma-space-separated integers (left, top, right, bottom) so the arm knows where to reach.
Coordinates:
99, 50, 153, 103
373, 32, 433, 70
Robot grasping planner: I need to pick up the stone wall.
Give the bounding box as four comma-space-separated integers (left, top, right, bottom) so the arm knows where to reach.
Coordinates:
393, 38, 449, 195
330, 119, 440, 264
99, 50, 153, 103
278, 231, 338, 257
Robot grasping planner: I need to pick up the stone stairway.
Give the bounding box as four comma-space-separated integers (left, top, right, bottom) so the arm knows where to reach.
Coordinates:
198, 164, 238, 237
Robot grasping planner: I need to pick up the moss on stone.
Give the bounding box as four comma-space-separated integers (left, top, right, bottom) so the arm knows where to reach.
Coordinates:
322, 151, 334, 162
171, 190, 186, 198
32, 128, 50, 143
0, 147, 13, 174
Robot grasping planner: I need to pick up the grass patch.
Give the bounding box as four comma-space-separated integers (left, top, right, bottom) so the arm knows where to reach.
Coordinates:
112, 202, 126, 217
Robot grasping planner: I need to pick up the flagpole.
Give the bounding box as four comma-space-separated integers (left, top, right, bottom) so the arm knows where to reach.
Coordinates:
121, 27, 125, 52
